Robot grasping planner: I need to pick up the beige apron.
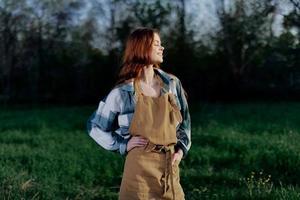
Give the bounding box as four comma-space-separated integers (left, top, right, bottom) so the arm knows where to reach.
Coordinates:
119, 77, 184, 200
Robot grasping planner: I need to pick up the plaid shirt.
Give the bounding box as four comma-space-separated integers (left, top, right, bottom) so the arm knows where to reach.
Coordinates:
87, 68, 191, 157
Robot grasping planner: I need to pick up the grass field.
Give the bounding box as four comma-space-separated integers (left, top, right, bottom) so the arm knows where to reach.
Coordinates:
1, 102, 300, 199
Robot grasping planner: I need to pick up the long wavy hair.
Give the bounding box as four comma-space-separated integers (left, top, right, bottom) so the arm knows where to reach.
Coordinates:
116, 28, 160, 85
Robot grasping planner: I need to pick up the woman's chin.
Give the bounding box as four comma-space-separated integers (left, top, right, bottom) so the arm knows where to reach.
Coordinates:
152, 59, 163, 64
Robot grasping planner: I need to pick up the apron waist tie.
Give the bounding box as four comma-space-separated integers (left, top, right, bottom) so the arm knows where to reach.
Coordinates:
145, 142, 176, 200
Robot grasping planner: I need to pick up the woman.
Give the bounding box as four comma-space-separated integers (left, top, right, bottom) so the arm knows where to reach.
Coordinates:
87, 27, 191, 200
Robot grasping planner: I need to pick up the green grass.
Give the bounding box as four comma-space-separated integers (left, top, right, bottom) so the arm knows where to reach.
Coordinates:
1, 103, 300, 199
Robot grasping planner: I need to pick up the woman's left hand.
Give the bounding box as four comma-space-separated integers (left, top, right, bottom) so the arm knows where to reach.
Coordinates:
172, 148, 183, 165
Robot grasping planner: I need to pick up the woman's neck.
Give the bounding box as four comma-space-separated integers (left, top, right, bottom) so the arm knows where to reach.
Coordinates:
141, 65, 155, 85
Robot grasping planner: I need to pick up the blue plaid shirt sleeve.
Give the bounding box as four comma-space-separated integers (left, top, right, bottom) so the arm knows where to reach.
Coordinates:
87, 88, 129, 155
175, 78, 192, 158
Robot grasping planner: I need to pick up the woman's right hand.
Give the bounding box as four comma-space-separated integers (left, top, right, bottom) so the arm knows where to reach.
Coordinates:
126, 136, 148, 152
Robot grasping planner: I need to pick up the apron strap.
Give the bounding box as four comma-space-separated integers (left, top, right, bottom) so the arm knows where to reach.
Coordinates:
144, 142, 176, 199
133, 79, 142, 100
165, 148, 176, 200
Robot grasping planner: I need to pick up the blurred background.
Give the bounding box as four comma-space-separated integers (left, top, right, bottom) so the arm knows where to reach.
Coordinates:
0, 0, 299, 104
1, 0, 300, 199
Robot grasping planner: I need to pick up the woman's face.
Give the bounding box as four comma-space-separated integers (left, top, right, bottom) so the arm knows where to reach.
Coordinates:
150, 33, 164, 64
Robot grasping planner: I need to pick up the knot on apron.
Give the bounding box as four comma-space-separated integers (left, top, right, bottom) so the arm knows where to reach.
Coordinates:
168, 93, 183, 124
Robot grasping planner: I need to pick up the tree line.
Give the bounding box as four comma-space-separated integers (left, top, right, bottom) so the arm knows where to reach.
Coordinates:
0, 0, 299, 104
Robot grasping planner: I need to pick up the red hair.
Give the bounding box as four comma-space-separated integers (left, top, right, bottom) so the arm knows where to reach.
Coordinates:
116, 28, 160, 84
